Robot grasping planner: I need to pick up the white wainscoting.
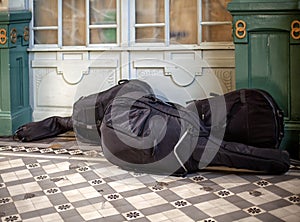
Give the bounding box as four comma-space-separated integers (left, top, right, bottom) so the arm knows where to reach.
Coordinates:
29, 49, 235, 120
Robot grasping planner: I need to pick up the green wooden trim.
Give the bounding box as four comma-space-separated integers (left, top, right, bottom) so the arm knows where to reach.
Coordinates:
0, 10, 32, 136
0, 11, 31, 23
228, 0, 300, 12
231, 14, 300, 43
0, 48, 10, 112
228, 0, 300, 159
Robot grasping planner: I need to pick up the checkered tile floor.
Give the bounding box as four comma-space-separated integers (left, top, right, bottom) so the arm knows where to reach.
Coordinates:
0, 139, 299, 222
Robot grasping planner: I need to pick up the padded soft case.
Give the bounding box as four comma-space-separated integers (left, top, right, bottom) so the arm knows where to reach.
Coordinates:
72, 79, 154, 144
187, 89, 284, 149
14, 80, 290, 175
101, 95, 289, 176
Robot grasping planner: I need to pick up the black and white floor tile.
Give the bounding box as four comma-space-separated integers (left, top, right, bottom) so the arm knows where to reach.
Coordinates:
0, 140, 299, 222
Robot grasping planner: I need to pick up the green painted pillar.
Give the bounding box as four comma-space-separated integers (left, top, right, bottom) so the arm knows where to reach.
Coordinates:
228, 0, 300, 159
0, 10, 32, 136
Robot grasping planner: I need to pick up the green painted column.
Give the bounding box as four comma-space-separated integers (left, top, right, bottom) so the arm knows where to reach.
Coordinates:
228, 0, 300, 159
0, 10, 32, 135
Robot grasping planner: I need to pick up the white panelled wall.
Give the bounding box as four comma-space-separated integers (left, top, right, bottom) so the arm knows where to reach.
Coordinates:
30, 51, 124, 119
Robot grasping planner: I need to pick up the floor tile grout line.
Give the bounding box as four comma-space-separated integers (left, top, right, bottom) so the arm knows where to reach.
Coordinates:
0, 152, 106, 162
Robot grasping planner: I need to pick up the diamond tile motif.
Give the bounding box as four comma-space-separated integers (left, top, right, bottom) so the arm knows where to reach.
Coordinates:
39, 148, 54, 153
198, 218, 218, 222
76, 166, 91, 172
123, 210, 144, 220
214, 189, 234, 198
44, 187, 61, 195
54, 149, 68, 154
26, 162, 41, 169
254, 180, 272, 188
12, 147, 26, 152
171, 199, 192, 208
25, 147, 39, 152
149, 182, 168, 192
0, 146, 12, 151
88, 178, 105, 186
104, 193, 123, 201
191, 175, 208, 182
286, 195, 300, 204
0, 197, 12, 205
1, 214, 22, 222
68, 150, 83, 155
244, 206, 265, 216
55, 203, 74, 212
34, 174, 50, 181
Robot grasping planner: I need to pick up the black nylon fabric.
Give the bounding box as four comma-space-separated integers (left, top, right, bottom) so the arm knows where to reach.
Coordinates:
190, 139, 290, 175
101, 95, 207, 152
13, 80, 290, 176
186, 89, 284, 149
101, 95, 207, 176
14, 79, 154, 143
72, 79, 155, 144
101, 95, 290, 176
14, 116, 73, 142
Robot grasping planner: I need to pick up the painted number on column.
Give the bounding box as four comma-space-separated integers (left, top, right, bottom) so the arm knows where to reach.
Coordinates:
235, 20, 246, 39
24, 26, 29, 41
0, 28, 7, 45
10, 28, 17, 44
291, 20, 300, 40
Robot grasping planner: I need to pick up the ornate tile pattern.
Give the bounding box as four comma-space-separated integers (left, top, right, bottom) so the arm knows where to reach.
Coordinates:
0, 142, 300, 222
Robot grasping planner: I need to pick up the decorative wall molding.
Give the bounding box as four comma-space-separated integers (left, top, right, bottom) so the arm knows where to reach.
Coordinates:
213, 69, 235, 92
30, 50, 235, 119
107, 72, 116, 87
31, 52, 120, 120
34, 68, 54, 90
32, 60, 118, 85
137, 68, 164, 80
134, 58, 202, 87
